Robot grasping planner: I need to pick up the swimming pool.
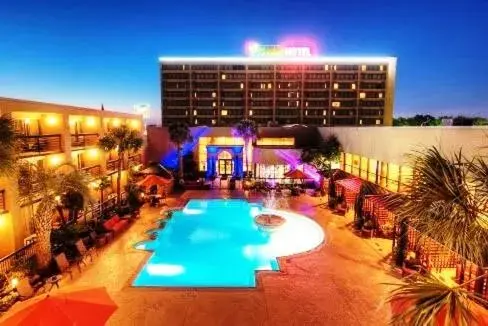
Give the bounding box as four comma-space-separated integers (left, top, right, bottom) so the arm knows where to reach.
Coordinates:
133, 199, 324, 288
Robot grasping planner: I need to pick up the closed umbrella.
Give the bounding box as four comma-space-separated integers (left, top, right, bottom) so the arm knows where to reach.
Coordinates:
0, 286, 117, 326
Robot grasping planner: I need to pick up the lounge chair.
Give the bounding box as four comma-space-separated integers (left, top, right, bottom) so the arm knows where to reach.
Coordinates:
54, 252, 79, 279
75, 239, 95, 262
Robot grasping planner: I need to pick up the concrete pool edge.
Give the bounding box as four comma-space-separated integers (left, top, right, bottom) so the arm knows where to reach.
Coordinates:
127, 199, 327, 291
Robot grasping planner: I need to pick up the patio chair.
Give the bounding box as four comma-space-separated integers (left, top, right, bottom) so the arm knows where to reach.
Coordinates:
54, 253, 77, 279
89, 231, 107, 248
75, 239, 95, 262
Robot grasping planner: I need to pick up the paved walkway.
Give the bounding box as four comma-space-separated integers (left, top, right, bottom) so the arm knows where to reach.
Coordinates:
64, 190, 397, 326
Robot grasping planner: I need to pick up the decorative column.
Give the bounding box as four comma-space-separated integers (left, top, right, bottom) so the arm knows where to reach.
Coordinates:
206, 146, 218, 179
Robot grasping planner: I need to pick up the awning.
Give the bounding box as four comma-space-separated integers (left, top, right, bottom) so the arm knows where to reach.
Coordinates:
335, 178, 362, 194
252, 148, 301, 165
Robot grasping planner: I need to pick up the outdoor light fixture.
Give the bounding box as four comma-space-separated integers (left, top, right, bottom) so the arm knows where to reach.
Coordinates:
11, 277, 19, 289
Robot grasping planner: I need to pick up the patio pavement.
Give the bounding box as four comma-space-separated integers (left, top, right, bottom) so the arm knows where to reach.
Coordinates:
62, 190, 398, 326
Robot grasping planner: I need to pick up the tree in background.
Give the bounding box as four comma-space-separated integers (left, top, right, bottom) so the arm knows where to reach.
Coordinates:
393, 114, 441, 126
18, 163, 93, 269
168, 122, 192, 179
98, 125, 143, 203
234, 120, 258, 177
300, 134, 342, 177
0, 114, 18, 177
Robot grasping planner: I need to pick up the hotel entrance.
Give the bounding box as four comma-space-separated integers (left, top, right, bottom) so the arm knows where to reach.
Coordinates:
217, 151, 233, 176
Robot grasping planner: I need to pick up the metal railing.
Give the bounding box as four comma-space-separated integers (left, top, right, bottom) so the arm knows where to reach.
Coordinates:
0, 242, 36, 275
128, 154, 142, 166
106, 159, 121, 172
81, 164, 101, 178
71, 133, 99, 148
19, 134, 62, 156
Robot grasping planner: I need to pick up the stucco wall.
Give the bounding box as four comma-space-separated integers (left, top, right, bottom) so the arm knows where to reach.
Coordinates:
319, 126, 488, 165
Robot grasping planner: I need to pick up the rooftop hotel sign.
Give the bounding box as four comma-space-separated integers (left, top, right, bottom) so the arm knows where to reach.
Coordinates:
247, 43, 312, 57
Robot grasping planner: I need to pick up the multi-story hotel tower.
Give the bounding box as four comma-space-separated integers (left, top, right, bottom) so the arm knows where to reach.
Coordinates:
159, 43, 396, 127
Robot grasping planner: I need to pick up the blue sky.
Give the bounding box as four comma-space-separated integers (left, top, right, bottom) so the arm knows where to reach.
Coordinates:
1, 0, 487, 123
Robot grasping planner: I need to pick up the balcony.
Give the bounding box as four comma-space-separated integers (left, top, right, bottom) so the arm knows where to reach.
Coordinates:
128, 154, 142, 167
81, 164, 101, 178
19, 135, 62, 157
106, 159, 122, 173
71, 133, 99, 149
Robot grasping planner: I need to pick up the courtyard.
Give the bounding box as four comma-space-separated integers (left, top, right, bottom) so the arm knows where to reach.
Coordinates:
59, 190, 397, 326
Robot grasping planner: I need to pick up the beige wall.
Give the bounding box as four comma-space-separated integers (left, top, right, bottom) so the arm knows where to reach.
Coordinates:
0, 97, 144, 258
319, 126, 488, 165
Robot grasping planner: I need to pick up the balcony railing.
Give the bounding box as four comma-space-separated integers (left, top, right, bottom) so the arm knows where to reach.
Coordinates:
0, 242, 36, 275
106, 159, 122, 172
71, 133, 99, 148
128, 154, 142, 166
81, 164, 101, 178
19, 135, 62, 156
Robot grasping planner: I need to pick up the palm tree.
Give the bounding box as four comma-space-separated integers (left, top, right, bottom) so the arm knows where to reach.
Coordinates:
234, 119, 258, 177
18, 163, 92, 269
98, 125, 143, 203
381, 146, 488, 324
386, 273, 488, 325
0, 114, 18, 177
382, 146, 488, 268
168, 122, 192, 179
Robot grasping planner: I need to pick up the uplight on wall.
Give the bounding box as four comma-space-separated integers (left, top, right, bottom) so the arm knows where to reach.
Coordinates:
24, 118, 31, 125
86, 117, 96, 127
46, 116, 58, 126
49, 155, 62, 166
112, 119, 121, 127
88, 148, 99, 158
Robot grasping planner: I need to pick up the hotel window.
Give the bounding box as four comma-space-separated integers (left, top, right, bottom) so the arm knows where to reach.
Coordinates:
323, 119, 326, 125
378, 93, 383, 99
399, 166, 413, 192
344, 153, 353, 174
268, 83, 272, 89
240, 83, 244, 89
221, 74, 226, 80
323, 110, 327, 116
360, 156, 368, 179
352, 155, 360, 176
351, 83, 356, 90
359, 119, 362, 125
376, 119, 381, 125
333, 83, 338, 89
212, 102, 216, 107
221, 110, 228, 116
380, 65, 384, 71
324, 65, 329, 70
211, 119, 216, 125
249, 110, 253, 116
305, 101, 308, 107
305, 110, 308, 116
361, 65, 366, 71
194, 119, 198, 125
368, 159, 378, 183
332, 101, 341, 108
360, 92, 366, 99
193, 110, 197, 116
212, 92, 216, 98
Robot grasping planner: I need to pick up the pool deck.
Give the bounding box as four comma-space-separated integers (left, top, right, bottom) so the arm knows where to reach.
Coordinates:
63, 190, 397, 325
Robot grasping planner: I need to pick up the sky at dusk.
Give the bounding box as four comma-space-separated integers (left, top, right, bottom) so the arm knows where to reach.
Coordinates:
1, 0, 487, 123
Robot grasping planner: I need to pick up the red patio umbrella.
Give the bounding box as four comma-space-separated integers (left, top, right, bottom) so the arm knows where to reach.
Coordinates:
0, 286, 117, 326
136, 174, 172, 188
284, 169, 311, 180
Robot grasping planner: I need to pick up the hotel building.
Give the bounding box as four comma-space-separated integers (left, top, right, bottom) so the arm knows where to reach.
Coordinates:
160, 56, 396, 127
0, 97, 143, 258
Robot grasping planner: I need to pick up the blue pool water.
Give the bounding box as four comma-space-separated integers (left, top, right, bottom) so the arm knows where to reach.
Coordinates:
133, 199, 324, 288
